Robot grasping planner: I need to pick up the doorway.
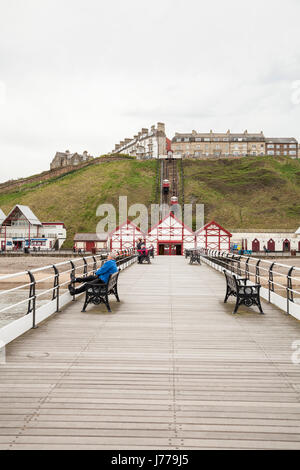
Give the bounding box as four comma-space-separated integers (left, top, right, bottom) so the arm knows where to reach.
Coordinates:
158, 243, 182, 255
13, 241, 23, 251
283, 239, 290, 252
86, 241, 95, 252
252, 239, 260, 252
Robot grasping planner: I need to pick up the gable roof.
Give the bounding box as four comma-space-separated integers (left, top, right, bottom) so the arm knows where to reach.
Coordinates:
148, 212, 194, 234
195, 220, 232, 237
74, 233, 108, 242
2, 205, 42, 226
109, 219, 146, 237
0, 208, 6, 225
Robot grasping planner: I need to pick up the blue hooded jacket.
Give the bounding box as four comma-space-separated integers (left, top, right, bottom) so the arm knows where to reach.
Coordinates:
95, 260, 118, 284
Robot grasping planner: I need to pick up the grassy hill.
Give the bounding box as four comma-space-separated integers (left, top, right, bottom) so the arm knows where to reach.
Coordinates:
183, 156, 300, 230
0, 160, 157, 247
1, 156, 300, 249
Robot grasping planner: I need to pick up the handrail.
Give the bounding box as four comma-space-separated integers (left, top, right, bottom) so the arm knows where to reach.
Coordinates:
200, 248, 300, 319
0, 250, 138, 343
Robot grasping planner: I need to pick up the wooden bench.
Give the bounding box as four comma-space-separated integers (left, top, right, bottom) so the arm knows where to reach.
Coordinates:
223, 270, 264, 315
81, 272, 120, 313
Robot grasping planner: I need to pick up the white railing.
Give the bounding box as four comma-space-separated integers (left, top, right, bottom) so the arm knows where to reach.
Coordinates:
200, 248, 300, 320
0, 251, 137, 347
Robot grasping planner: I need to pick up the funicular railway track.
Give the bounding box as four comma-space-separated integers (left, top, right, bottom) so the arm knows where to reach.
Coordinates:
160, 157, 180, 218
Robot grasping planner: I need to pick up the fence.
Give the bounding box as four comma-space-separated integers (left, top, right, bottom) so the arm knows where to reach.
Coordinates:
0, 250, 137, 347
200, 248, 300, 320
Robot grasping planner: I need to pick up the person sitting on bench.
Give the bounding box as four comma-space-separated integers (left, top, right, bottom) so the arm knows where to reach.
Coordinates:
68, 252, 118, 295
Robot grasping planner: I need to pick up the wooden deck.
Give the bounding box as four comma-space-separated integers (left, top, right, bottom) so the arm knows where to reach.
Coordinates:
1, 256, 300, 450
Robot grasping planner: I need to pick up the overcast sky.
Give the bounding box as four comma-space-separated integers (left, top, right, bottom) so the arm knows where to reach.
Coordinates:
0, 0, 300, 183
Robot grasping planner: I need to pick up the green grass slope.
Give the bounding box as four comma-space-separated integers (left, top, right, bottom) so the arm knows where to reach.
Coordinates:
1, 156, 299, 248
183, 156, 300, 230
0, 160, 157, 247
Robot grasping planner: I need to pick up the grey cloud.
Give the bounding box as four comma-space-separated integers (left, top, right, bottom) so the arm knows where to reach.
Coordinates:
0, 0, 300, 182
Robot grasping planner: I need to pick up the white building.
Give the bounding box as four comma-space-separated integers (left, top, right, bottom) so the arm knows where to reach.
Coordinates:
195, 221, 232, 251
0, 205, 66, 251
230, 229, 300, 253
0, 209, 5, 226
109, 220, 145, 252
74, 233, 108, 252
146, 213, 195, 255
111, 123, 167, 159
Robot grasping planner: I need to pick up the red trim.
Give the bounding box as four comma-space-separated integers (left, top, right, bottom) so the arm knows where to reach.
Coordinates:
109, 218, 145, 237
148, 212, 194, 234
195, 220, 232, 237
42, 222, 66, 228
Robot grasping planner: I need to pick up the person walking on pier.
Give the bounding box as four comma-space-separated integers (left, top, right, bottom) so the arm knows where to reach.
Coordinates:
68, 252, 118, 295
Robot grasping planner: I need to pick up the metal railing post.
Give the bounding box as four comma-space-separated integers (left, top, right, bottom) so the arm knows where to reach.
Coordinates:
245, 257, 250, 280
27, 270, 37, 329
52, 265, 60, 312
255, 259, 261, 285
268, 262, 275, 302
226, 253, 231, 272
237, 256, 241, 277
287, 266, 295, 315
83, 257, 88, 277
70, 260, 76, 301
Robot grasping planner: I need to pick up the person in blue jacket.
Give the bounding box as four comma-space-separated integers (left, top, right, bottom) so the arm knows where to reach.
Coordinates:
68, 252, 118, 295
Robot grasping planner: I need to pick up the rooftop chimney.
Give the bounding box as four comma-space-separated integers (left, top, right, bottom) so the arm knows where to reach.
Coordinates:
157, 122, 165, 133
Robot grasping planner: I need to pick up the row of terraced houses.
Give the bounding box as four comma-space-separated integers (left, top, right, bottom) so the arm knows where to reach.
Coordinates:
111, 123, 298, 159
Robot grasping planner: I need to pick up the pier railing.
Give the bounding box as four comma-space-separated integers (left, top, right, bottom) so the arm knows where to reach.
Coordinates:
0, 250, 137, 347
200, 248, 300, 320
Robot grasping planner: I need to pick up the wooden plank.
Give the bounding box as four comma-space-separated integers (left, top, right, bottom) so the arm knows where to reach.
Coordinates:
1, 257, 300, 449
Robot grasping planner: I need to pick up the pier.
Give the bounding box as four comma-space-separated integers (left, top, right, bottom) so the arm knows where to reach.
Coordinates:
1, 257, 300, 449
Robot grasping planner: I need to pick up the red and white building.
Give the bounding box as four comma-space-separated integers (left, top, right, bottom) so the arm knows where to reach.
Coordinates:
230, 229, 300, 253
109, 220, 146, 252
195, 221, 232, 251
0, 205, 66, 251
146, 213, 195, 255
107, 215, 232, 255
74, 233, 108, 252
